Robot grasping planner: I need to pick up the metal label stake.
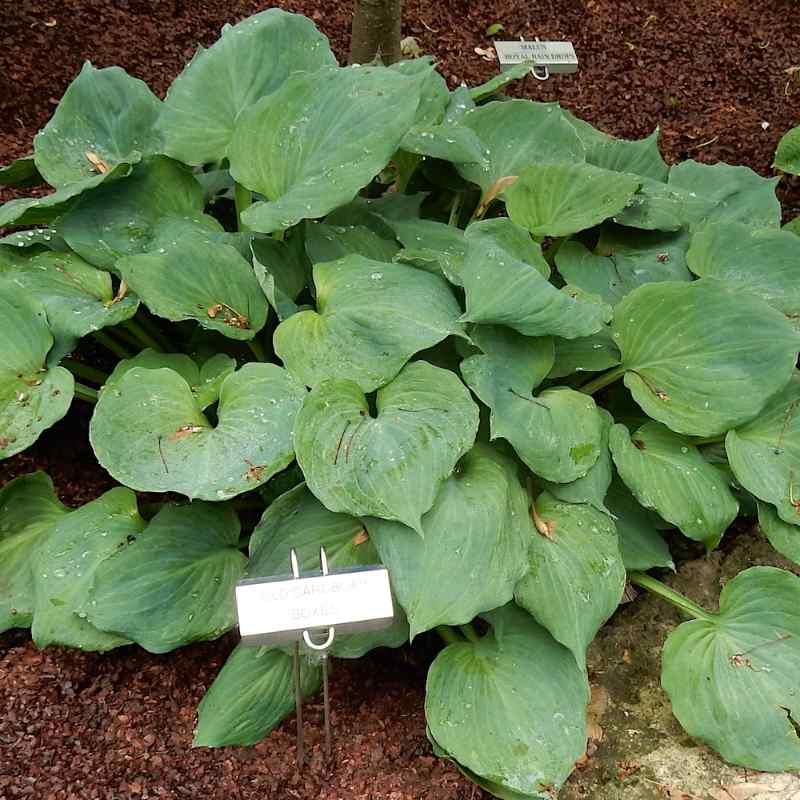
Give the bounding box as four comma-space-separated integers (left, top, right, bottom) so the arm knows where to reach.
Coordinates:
235, 546, 394, 766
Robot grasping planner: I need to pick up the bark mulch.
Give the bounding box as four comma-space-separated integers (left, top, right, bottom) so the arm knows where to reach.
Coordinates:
1, 2, 799, 799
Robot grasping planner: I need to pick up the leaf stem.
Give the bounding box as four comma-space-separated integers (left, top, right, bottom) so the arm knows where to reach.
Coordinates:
105, 324, 142, 349
62, 358, 108, 385
234, 181, 252, 232
124, 319, 163, 352
92, 330, 132, 360
458, 623, 481, 643
628, 572, 716, 622
135, 312, 174, 352
448, 192, 463, 227
436, 626, 465, 646
73, 382, 99, 405
578, 365, 626, 395
247, 338, 267, 362
394, 151, 422, 193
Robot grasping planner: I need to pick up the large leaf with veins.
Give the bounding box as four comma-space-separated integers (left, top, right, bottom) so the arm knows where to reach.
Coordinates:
158, 9, 336, 165
612, 279, 800, 437
229, 66, 421, 233
90, 363, 305, 500
274, 255, 464, 391
294, 361, 479, 534
662, 567, 800, 771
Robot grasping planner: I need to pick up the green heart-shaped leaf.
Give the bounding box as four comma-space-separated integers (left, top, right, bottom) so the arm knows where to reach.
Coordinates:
556, 228, 691, 306
229, 66, 421, 233
0, 246, 139, 363
726, 373, 800, 526
0, 163, 132, 229
90, 363, 306, 500
31, 487, 145, 651
248, 483, 408, 656
461, 324, 555, 396
618, 161, 781, 231
193, 643, 321, 747
514, 492, 625, 669
274, 255, 464, 391
541, 409, 614, 513
158, 9, 336, 165
459, 220, 611, 339
295, 361, 479, 533
368, 443, 531, 638
506, 163, 641, 238
105, 349, 235, 410
471, 386, 604, 484
613, 178, 715, 231
578, 126, 669, 181
555, 242, 622, 305
425, 604, 589, 799
612, 279, 800, 437
662, 567, 800, 771
670, 161, 782, 227
33, 62, 161, 187
460, 325, 603, 483
0, 472, 70, 632
688, 222, 800, 316
605, 478, 674, 571
61, 156, 209, 270
0, 289, 73, 459
85, 502, 245, 653
116, 229, 267, 340
456, 100, 585, 194
757, 502, 800, 566
610, 421, 738, 549
249, 484, 370, 575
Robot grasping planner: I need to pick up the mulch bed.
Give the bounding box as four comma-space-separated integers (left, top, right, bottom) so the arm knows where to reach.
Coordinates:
1, 1, 799, 798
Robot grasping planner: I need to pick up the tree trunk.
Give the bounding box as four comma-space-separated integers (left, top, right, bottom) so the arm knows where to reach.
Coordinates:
348, 0, 403, 66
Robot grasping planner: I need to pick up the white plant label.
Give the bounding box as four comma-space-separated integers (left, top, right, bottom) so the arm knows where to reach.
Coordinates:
235, 566, 395, 646
494, 40, 578, 74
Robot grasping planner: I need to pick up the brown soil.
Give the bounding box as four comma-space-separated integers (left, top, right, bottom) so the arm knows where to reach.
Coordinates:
2, 0, 799, 215
1, 2, 800, 799
0, 631, 471, 800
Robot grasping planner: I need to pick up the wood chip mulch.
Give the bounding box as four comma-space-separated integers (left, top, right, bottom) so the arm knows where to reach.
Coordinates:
1, 2, 799, 798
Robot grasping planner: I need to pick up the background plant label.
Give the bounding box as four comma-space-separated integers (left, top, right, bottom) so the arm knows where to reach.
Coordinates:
235, 567, 395, 645
494, 40, 578, 73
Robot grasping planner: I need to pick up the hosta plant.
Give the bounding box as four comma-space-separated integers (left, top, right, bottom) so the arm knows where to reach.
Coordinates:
2, 10, 800, 798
